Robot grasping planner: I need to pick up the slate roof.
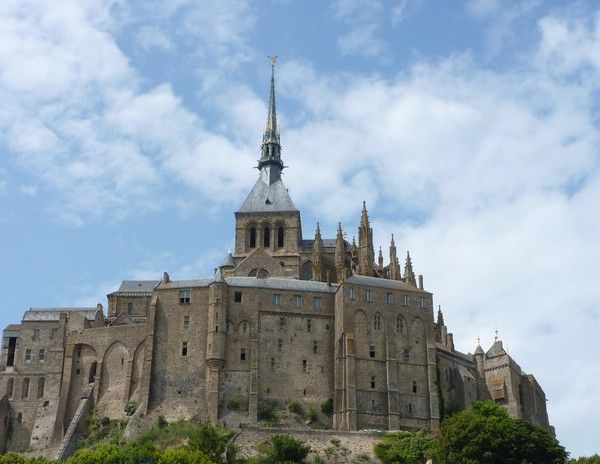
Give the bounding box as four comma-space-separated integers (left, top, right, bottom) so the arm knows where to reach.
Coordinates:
300, 239, 338, 248
158, 276, 338, 293
117, 281, 160, 293
345, 274, 428, 293
474, 344, 485, 355
457, 364, 476, 381
22, 308, 97, 322
237, 177, 297, 213
221, 252, 236, 267
486, 340, 507, 358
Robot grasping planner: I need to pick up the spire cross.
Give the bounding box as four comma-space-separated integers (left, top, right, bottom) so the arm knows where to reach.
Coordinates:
494, 324, 499, 341
268, 55, 278, 69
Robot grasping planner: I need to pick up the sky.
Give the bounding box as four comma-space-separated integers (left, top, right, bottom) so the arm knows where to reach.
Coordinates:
0, 0, 599, 457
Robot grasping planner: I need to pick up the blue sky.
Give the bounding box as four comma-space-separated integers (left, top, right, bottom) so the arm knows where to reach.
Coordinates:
1, 0, 599, 457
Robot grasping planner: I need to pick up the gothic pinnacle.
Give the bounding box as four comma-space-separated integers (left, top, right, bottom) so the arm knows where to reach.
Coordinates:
259, 56, 283, 170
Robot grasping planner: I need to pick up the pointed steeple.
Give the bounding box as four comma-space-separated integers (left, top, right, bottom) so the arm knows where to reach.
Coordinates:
312, 222, 324, 281
378, 246, 384, 268
389, 234, 400, 280
358, 201, 374, 276
404, 251, 416, 285
437, 305, 445, 326
335, 222, 346, 282
258, 56, 284, 184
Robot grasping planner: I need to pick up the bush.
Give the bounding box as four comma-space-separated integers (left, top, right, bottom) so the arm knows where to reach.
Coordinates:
79, 415, 126, 448
227, 397, 242, 411
188, 421, 233, 463
0, 453, 53, 464
66, 443, 157, 464
374, 430, 433, 464
157, 448, 212, 464
125, 401, 138, 416
157, 415, 168, 429
256, 434, 311, 464
258, 401, 279, 426
306, 408, 318, 423
287, 400, 304, 417
320, 398, 333, 416
570, 456, 600, 464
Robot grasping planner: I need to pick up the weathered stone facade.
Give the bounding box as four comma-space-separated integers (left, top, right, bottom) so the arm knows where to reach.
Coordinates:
0, 65, 551, 454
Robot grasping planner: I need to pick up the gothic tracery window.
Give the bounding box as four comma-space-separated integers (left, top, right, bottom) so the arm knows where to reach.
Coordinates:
373, 313, 382, 331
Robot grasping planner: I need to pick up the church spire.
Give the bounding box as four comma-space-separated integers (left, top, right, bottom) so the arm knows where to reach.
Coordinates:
358, 201, 374, 276
404, 251, 416, 285
335, 222, 346, 283
259, 56, 283, 173
389, 234, 400, 280
312, 222, 324, 281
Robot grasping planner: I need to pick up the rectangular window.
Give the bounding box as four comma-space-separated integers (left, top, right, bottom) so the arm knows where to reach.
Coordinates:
370, 376, 376, 389
278, 339, 283, 352
25, 349, 31, 363
402, 295, 410, 307
386, 292, 393, 304
38, 349, 45, 362
365, 290, 373, 302
408, 404, 412, 414
179, 290, 190, 304
272, 294, 282, 306
50, 328, 57, 340
234, 291, 242, 303
302, 359, 307, 373
349, 288, 357, 300
307, 319, 312, 332
240, 347, 246, 361
312, 296, 322, 310
419, 296, 428, 309
313, 341, 318, 354
181, 342, 188, 357
127, 302, 133, 315
293, 295, 303, 308
369, 344, 376, 358
413, 381, 418, 393
32, 329, 40, 341
183, 315, 190, 330
403, 349, 410, 363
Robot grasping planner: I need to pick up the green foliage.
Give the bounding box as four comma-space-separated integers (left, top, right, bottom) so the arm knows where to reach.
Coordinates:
257, 401, 279, 426
79, 415, 126, 448
157, 448, 212, 464
227, 397, 242, 411
188, 422, 233, 463
158, 415, 168, 429
66, 443, 157, 464
0, 453, 53, 464
570, 455, 600, 464
287, 400, 304, 417
430, 400, 568, 464
306, 408, 318, 423
256, 434, 311, 464
125, 401, 138, 416
320, 398, 333, 417
374, 430, 433, 464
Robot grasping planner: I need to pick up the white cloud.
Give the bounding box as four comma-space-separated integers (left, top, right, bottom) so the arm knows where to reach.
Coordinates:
332, 0, 387, 59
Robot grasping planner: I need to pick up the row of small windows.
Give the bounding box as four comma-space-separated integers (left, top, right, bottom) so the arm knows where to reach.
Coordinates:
5, 377, 45, 399
31, 328, 58, 341
273, 294, 322, 309
368, 344, 413, 362
367, 376, 418, 393
348, 288, 429, 308
24, 348, 46, 363
249, 226, 285, 248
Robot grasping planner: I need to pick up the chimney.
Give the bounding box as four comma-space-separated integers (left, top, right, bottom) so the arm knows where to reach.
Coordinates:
446, 333, 455, 351
96, 303, 103, 312
326, 270, 331, 286
163, 272, 170, 283
418, 274, 424, 289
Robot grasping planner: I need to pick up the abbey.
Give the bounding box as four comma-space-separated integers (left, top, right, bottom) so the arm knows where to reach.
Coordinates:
0, 64, 550, 456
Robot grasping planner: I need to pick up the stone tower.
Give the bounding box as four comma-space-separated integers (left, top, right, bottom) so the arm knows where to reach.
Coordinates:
234, 58, 303, 277
357, 201, 374, 275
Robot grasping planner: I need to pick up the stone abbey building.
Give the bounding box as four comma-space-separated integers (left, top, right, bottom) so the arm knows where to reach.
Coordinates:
0, 64, 550, 455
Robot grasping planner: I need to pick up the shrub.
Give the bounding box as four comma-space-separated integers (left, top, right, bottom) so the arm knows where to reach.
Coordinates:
188, 421, 233, 463
287, 400, 304, 417
79, 415, 126, 448
157, 448, 212, 464
0, 453, 53, 464
257, 401, 279, 426
320, 398, 333, 416
306, 408, 318, 423
374, 430, 433, 464
157, 415, 168, 429
227, 397, 242, 411
66, 443, 157, 464
256, 434, 311, 464
125, 401, 138, 416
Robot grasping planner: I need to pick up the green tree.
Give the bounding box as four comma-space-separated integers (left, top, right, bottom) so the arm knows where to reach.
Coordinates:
256, 434, 311, 464
374, 429, 433, 464
430, 401, 568, 464
0, 453, 53, 464
157, 448, 213, 464
187, 422, 233, 463
569, 455, 600, 464
66, 442, 157, 464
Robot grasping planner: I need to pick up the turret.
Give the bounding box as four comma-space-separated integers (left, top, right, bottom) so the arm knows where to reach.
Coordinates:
312, 223, 324, 281
404, 251, 416, 286
335, 223, 346, 283
378, 246, 384, 269
358, 201, 374, 276
388, 234, 400, 280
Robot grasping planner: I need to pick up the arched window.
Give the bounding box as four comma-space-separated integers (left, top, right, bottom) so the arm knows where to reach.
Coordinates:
21, 377, 30, 399
249, 227, 257, 248
37, 377, 45, 399
6, 378, 14, 398
396, 316, 405, 334
241, 322, 248, 334
263, 227, 271, 247
277, 226, 284, 247
300, 261, 313, 281
373, 313, 382, 331
127, 302, 133, 315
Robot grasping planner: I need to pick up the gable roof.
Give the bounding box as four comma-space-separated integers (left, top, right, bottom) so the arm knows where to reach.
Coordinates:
23, 308, 97, 322
345, 274, 429, 293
